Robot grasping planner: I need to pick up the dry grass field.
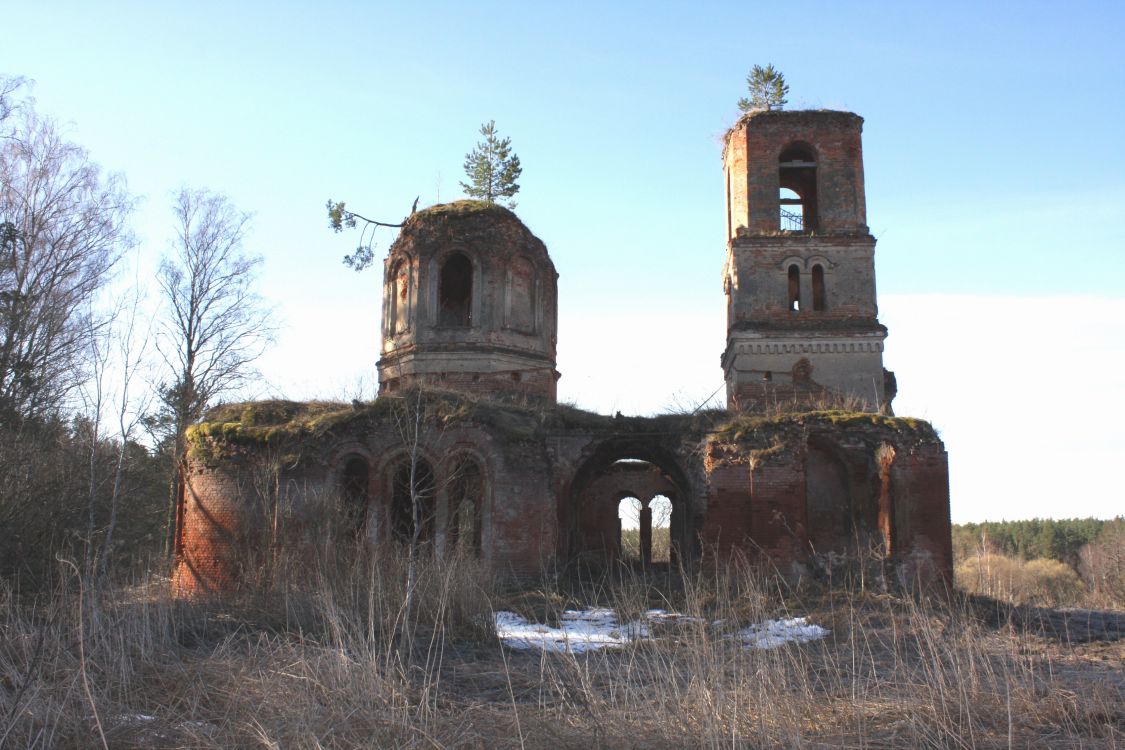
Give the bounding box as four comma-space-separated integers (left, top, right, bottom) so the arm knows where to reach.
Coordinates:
1, 547, 1121, 749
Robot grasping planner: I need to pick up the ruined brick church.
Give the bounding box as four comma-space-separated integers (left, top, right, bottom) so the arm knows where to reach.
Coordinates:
173, 110, 953, 594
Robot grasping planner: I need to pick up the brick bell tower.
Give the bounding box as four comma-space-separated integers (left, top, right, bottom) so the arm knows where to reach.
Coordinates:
721, 109, 894, 412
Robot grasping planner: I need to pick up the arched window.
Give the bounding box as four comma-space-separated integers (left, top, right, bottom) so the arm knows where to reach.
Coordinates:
788, 264, 801, 312
448, 458, 483, 556
438, 253, 472, 327
779, 144, 817, 232
391, 458, 435, 544
811, 263, 826, 311
648, 495, 672, 564
341, 455, 370, 532
618, 497, 642, 562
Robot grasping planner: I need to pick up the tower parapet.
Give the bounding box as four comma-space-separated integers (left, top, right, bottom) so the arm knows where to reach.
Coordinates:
721, 110, 892, 412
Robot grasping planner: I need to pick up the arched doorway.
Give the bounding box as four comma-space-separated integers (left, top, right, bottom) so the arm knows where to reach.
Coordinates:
566, 439, 696, 570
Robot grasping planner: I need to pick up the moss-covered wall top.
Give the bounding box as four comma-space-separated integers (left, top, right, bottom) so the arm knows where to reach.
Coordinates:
704, 410, 940, 467
186, 391, 942, 473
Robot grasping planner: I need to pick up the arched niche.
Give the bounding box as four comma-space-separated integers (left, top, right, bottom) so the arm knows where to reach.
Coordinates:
446, 455, 484, 556
386, 256, 412, 336
805, 444, 850, 555
506, 255, 537, 333
339, 454, 370, 533
804, 439, 882, 558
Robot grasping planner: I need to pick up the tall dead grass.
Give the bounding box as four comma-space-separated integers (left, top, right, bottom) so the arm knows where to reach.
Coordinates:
1, 550, 1120, 748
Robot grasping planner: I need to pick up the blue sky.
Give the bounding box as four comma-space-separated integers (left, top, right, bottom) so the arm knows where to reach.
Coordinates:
6, 1, 1124, 521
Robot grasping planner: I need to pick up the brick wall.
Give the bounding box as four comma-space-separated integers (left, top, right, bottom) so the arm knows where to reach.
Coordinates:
890, 443, 954, 589
171, 460, 256, 596
173, 400, 952, 596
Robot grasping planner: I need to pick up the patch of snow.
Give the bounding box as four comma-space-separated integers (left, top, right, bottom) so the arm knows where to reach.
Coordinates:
494, 608, 645, 653
736, 617, 830, 649
494, 609, 829, 652
106, 713, 156, 724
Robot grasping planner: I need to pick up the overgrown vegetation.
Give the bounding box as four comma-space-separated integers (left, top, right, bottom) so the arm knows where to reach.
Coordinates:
953, 518, 1125, 609
711, 409, 935, 445
0, 419, 166, 587
738, 63, 789, 112
620, 527, 671, 563
460, 120, 522, 207
1, 547, 1120, 748
0, 75, 166, 587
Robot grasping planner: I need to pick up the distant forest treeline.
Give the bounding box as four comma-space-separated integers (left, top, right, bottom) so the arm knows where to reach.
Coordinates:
952, 517, 1123, 567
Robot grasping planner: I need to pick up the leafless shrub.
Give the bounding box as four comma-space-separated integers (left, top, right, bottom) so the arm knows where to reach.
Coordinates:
956, 551, 1086, 607
1078, 522, 1125, 609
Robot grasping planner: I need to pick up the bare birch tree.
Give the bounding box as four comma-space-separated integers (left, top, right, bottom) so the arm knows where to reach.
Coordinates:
155, 187, 273, 558
392, 390, 429, 666
77, 283, 154, 575
0, 110, 131, 427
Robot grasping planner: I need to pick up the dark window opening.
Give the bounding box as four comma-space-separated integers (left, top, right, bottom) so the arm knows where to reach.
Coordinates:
788, 264, 801, 312
438, 253, 472, 327
341, 456, 370, 532
779, 144, 817, 232
391, 458, 435, 544
811, 264, 826, 311
511, 371, 522, 382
